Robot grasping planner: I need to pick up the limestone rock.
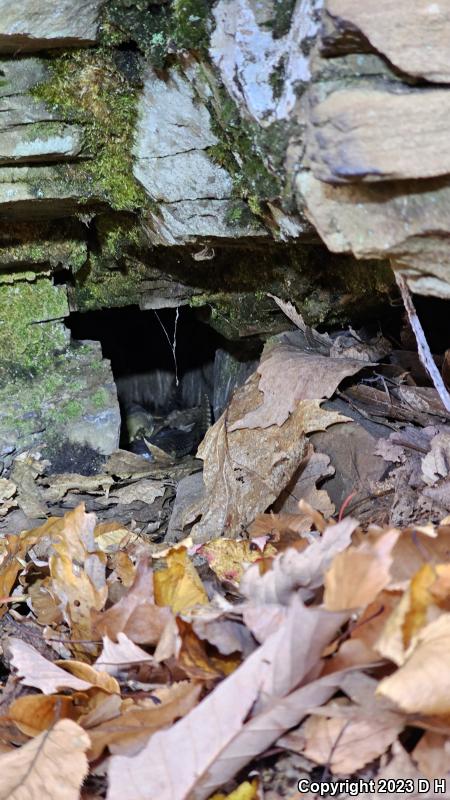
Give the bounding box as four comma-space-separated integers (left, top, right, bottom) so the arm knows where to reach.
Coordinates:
307, 88, 450, 183
134, 67, 266, 244
0, 165, 100, 219
325, 0, 450, 84
135, 151, 233, 203
143, 200, 265, 246
297, 172, 450, 298
0, 0, 102, 53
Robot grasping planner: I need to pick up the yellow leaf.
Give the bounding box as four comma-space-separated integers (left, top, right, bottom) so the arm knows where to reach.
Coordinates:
200, 539, 276, 587
209, 779, 259, 800
55, 660, 120, 694
154, 548, 208, 612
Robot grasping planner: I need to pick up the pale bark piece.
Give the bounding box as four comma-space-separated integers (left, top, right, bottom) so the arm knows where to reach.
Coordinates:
377, 614, 450, 714
240, 517, 358, 604
230, 330, 366, 431
190, 372, 345, 541
107, 597, 346, 800
307, 89, 450, 183
326, 0, 450, 84
0, 719, 89, 800
0, 0, 102, 52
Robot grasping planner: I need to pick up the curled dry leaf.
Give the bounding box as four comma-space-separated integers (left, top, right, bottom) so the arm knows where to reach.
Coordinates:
240, 518, 358, 605
9, 638, 98, 694
93, 559, 172, 645
0, 718, 89, 800
230, 329, 369, 431
8, 695, 80, 738
176, 618, 241, 680
377, 613, 450, 714
95, 633, 153, 676
47, 505, 107, 656
324, 528, 400, 611
153, 547, 209, 612
107, 596, 347, 800
9, 638, 119, 695
190, 373, 346, 541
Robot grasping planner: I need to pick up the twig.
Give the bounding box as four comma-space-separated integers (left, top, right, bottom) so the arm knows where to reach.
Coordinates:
153, 307, 180, 386
395, 272, 450, 412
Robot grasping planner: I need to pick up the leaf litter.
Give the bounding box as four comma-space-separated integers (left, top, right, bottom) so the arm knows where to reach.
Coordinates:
4, 307, 450, 796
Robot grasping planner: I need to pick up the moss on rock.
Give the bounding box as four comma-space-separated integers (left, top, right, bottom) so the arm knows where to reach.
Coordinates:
0, 278, 70, 380
31, 48, 146, 211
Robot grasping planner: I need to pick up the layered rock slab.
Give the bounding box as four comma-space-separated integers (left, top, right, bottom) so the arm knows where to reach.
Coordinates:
325, 0, 450, 84
0, 0, 102, 53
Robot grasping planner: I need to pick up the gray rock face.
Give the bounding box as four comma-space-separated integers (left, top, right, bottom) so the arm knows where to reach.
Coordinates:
0, 340, 120, 469
0, 0, 102, 52
134, 67, 266, 244
144, 199, 266, 246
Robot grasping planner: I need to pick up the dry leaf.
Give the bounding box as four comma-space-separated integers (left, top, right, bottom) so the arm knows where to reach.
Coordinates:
153, 548, 209, 612
9, 638, 97, 694
230, 329, 369, 431
210, 779, 259, 800
300, 699, 402, 774
107, 596, 346, 800
109, 480, 165, 505
324, 529, 400, 611
95, 633, 153, 676
88, 681, 201, 760
199, 539, 276, 588
9, 638, 119, 696
377, 613, 450, 714
47, 505, 107, 656
0, 719, 89, 800
240, 518, 358, 605
8, 695, 80, 737
190, 373, 346, 541
93, 559, 172, 644
412, 731, 450, 779
55, 660, 119, 694
176, 618, 241, 679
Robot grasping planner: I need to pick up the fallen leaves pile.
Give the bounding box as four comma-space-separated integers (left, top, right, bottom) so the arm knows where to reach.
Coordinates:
0, 500, 450, 798
4, 302, 450, 798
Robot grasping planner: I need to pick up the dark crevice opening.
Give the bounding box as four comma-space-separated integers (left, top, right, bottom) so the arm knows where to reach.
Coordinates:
67, 305, 261, 456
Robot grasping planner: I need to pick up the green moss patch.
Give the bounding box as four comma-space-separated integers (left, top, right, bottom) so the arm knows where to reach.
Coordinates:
31, 49, 146, 211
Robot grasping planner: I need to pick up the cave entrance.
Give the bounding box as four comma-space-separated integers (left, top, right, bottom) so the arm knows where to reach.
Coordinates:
67, 305, 260, 458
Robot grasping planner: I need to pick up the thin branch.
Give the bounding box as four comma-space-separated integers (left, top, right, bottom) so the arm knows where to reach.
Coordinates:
395, 272, 450, 413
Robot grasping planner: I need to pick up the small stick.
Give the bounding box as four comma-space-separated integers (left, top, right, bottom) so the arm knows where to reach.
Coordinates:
395, 272, 450, 413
